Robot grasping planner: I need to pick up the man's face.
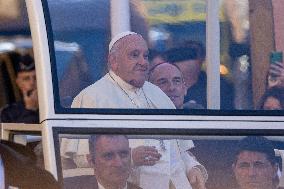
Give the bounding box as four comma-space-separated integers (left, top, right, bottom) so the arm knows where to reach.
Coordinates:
233, 151, 277, 189
150, 63, 186, 108
174, 59, 201, 88
263, 97, 282, 110
16, 70, 37, 93
93, 136, 131, 188
110, 34, 149, 88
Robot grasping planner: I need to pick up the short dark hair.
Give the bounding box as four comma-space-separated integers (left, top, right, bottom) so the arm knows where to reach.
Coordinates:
148, 49, 166, 63
166, 47, 199, 63
234, 136, 277, 165
88, 135, 128, 162
258, 87, 284, 110
183, 40, 206, 61
15, 54, 35, 74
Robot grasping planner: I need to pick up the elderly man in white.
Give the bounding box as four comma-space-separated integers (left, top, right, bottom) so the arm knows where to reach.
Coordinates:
66, 31, 207, 189
72, 31, 172, 108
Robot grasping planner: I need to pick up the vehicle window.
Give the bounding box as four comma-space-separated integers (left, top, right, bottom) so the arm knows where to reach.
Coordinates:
45, 0, 110, 109
56, 131, 284, 189
44, 0, 284, 113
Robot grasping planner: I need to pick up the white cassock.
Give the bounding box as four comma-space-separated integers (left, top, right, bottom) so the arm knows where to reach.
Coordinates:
60, 71, 207, 188
61, 70, 175, 165
129, 139, 207, 189
71, 70, 175, 109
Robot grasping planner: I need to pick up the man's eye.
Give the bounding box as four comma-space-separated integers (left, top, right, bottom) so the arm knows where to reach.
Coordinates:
130, 51, 139, 58
173, 79, 182, 85
103, 153, 114, 160
143, 53, 149, 60
238, 163, 250, 168
22, 77, 30, 81
254, 162, 266, 168
157, 80, 168, 86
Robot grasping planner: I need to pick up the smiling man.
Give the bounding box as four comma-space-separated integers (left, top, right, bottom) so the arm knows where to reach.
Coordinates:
148, 62, 204, 109
72, 31, 174, 109
232, 136, 283, 189
148, 62, 186, 109
88, 135, 141, 189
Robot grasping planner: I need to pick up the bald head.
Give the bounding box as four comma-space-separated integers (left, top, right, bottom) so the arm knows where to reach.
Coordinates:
108, 33, 149, 88
149, 63, 186, 108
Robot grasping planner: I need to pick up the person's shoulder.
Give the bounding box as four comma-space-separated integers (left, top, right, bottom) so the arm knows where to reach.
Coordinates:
2, 102, 24, 112
79, 74, 110, 94
127, 181, 143, 189
71, 74, 111, 106
144, 81, 164, 92
0, 102, 24, 122
143, 81, 175, 108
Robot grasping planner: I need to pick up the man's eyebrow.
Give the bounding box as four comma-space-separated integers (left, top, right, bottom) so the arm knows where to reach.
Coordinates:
173, 76, 182, 80
156, 78, 167, 82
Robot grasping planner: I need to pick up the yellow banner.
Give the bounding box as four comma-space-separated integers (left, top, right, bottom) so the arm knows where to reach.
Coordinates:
142, 0, 225, 24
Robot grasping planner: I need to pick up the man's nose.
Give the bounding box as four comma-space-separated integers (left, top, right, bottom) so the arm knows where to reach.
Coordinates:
168, 82, 176, 91
112, 155, 124, 166
248, 166, 257, 176
139, 55, 149, 66
30, 77, 36, 87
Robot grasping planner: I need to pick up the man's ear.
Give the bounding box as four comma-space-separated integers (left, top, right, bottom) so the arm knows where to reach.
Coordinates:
86, 154, 94, 167
108, 53, 118, 71
183, 82, 187, 96
273, 163, 279, 177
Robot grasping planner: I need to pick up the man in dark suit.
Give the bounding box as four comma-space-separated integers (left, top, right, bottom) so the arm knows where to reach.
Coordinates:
64, 135, 141, 189
89, 135, 141, 189
0, 140, 60, 189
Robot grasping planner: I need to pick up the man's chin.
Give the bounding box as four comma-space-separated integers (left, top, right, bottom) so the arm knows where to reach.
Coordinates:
242, 182, 262, 189
130, 79, 145, 88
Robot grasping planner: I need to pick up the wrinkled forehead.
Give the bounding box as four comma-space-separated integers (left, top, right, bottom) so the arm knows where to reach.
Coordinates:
96, 135, 129, 150
118, 34, 148, 51
236, 150, 270, 163
154, 63, 183, 78
17, 70, 36, 77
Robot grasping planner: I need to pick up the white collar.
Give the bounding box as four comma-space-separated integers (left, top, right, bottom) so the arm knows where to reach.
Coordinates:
98, 181, 127, 189
108, 70, 141, 93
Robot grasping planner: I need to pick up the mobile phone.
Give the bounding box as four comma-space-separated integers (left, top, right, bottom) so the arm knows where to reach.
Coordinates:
270, 51, 283, 64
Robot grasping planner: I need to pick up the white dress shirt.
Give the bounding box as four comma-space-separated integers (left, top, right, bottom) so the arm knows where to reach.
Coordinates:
98, 182, 127, 189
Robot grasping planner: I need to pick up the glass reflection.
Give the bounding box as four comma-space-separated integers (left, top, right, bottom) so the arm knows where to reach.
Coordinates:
59, 134, 284, 189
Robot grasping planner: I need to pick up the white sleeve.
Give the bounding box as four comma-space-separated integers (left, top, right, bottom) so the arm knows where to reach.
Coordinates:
71, 94, 81, 107
180, 150, 208, 181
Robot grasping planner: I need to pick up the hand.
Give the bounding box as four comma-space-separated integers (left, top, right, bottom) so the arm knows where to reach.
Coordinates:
23, 89, 38, 111
187, 167, 206, 189
132, 146, 161, 166
269, 61, 284, 88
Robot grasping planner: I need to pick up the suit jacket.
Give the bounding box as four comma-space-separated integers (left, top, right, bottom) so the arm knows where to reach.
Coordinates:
0, 142, 60, 189
63, 175, 142, 189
